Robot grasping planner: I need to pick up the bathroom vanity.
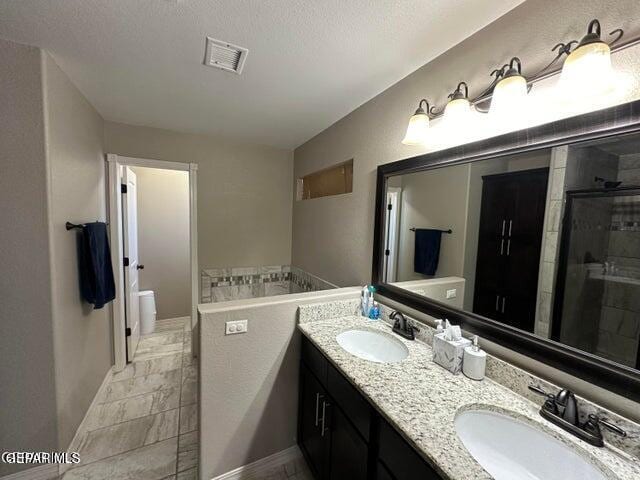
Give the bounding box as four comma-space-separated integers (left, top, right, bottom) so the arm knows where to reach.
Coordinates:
296, 305, 640, 480
298, 334, 440, 480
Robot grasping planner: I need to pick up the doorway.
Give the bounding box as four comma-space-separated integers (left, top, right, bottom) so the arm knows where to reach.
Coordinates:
107, 154, 198, 371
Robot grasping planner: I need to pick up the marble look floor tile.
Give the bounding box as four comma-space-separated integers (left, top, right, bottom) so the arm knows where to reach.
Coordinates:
138, 332, 184, 349
180, 381, 197, 406
176, 468, 197, 480
179, 404, 197, 434
182, 353, 194, 366
177, 431, 197, 473
182, 365, 197, 384
112, 354, 183, 382
102, 370, 181, 403
134, 343, 184, 362
74, 409, 179, 466
62, 437, 177, 480
86, 387, 180, 431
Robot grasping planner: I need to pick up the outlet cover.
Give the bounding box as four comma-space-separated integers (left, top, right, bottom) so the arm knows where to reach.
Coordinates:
225, 319, 248, 335
446, 289, 457, 299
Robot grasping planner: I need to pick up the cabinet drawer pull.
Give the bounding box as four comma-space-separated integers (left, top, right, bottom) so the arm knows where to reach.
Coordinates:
321, 401, 330, 436
508, 220, 513, 237
315, 393, 323, 427
506, 239, 511, 256
495, 295, 500, 311
500, 239, 504, 255
502, 297, 506, 313
501, 219, 506, 236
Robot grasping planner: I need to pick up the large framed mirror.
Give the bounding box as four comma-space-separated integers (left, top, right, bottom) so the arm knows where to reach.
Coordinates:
373, 100, 640, 400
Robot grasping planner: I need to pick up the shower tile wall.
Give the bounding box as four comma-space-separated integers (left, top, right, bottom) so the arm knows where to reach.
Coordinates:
597, 152, 640, 367
200, 265, 337, 303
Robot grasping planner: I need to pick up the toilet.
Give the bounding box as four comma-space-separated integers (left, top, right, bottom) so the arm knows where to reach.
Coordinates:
139, 290, 156, 335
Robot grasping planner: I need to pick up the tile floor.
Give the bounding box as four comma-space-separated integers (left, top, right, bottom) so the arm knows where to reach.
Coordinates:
60, 316, 312, 480
61, 316, 198, 480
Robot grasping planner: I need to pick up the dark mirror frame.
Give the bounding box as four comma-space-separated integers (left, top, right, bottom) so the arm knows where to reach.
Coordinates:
372, 99, 640, 401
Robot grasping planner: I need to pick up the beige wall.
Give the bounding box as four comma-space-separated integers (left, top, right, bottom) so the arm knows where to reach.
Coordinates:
0, 39, 58, 477
198, 288, 361, 479
396, 165, 470, 281
104, 122, 294, 270
43, 54, 112, 451
292, 0, 640, 287
132, 167, 190, 320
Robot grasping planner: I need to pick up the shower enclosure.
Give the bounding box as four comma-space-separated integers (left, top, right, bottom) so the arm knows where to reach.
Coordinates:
553, 187, 640, 369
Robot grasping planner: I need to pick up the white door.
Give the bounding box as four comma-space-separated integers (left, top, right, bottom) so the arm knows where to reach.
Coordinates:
383, 188, 401, 282
122, 167, 141, 361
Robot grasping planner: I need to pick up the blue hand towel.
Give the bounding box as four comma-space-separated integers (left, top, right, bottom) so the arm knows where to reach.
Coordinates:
79, 222, 116, 309
414, 229, 442, 276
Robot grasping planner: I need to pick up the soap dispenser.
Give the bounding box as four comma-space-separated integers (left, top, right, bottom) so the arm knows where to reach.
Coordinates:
462, 335, 486, 381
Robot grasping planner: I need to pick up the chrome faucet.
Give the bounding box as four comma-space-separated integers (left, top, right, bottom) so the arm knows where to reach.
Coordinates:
390, 311, 417, 340
529, 384, 627, 447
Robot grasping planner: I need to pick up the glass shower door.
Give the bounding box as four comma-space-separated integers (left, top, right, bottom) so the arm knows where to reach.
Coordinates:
553, 188, 640, 369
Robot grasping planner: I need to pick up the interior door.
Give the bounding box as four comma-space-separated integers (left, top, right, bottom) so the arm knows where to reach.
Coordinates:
122, 166, 140, 361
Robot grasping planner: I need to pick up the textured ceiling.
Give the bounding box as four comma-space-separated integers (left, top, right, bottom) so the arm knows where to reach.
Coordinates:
0, 0, 524, 148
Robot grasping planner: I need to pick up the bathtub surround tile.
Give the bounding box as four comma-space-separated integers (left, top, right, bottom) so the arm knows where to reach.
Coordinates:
61, 437, 178, 480
179, 404, 198, 434
73, 409, 179, 467
200, 264, 337, 304
102, 370, 181, 403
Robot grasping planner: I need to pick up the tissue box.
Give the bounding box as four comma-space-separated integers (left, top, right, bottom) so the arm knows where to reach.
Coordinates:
432, 332, 472, 374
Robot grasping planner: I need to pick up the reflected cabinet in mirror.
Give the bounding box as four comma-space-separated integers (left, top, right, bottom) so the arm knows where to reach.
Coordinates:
373, 100, 640, 400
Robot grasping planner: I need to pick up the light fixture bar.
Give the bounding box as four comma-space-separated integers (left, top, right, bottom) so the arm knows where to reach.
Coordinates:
422, 25, 638, 120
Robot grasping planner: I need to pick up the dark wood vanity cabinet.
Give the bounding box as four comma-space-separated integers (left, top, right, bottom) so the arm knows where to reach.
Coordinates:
299, 336, 442, 480
473, 168, 549, 332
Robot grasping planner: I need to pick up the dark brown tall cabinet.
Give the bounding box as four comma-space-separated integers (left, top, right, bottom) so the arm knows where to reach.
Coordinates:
473, 168, 549, 332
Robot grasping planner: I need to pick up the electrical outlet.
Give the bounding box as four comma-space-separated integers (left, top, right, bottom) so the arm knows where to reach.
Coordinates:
446, 289, 457, 299
225, 319, 248, 335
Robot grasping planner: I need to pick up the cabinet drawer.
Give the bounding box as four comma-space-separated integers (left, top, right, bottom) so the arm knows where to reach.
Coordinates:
378, 419, 441, 480
327, 362, 371, 442
301, 336, 328, 387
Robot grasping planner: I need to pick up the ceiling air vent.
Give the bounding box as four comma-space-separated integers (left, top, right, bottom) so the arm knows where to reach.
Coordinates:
204, 37, 248, 74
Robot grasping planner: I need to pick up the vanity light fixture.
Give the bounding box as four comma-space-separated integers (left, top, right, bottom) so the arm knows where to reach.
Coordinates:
559, 20, 615, 98
489, 57, 528, 119
402, 99, 431, 145
401, 19, 635, 147
443, 82, 473, 124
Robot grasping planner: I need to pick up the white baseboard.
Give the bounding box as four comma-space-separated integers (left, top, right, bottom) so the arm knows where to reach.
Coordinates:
0, 464, 59, 480
212, 445, 302, 480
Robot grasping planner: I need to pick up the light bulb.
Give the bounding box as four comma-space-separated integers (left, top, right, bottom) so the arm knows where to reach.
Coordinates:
489, 58, 528, 126
402, 99, 430, 145
560, 20, 614, 99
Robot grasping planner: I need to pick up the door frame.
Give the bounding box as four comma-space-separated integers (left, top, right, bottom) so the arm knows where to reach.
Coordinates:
106, 154, 198, 371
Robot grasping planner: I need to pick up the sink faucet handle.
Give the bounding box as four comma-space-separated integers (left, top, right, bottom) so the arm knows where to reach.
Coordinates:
587, 414, 627, 437
528, 384, 549, 396
528, 384, 558, 414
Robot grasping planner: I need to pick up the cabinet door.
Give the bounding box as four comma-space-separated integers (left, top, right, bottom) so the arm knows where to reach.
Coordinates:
299, 364, 328, 479
327, 405, 368, 480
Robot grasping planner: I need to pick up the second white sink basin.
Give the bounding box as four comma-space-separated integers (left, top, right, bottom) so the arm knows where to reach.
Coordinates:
336, 329, 408, 363
455, 410, 609, 480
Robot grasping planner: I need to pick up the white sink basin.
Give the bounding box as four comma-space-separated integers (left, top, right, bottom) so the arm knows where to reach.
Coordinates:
455, 410, 608, 480
336, 329, 408, 363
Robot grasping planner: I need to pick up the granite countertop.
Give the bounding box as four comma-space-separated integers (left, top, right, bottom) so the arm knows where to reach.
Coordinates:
298, 315, 640, 480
